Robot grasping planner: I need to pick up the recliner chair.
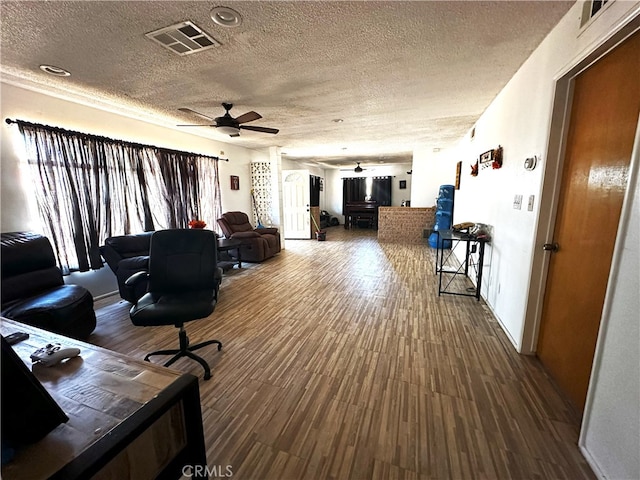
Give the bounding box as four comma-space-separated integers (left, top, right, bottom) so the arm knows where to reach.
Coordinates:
217, 211, 281, 262
126, 229, 223, 380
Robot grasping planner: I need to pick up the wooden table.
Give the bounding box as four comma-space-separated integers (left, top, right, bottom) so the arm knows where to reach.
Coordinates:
217, 238, 245, 270
0, 318, 208, 479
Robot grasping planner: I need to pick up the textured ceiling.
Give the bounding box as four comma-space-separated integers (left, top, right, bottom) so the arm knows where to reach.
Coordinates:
0, 1, 574, 169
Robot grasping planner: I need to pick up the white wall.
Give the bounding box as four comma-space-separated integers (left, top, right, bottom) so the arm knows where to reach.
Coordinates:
581, 157, 639, 480
451, 1, 640, 349
446, 2, 639, 478
1, 82, 266, 296
411, 148, 457, 208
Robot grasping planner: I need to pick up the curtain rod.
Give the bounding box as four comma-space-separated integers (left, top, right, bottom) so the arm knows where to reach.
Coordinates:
5, 118, 229, 162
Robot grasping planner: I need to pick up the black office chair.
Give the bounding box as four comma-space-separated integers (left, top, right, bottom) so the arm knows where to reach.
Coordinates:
126, 229, 223, 380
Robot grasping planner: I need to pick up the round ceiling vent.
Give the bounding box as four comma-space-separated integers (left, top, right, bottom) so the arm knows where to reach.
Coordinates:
210, 6, 242, 27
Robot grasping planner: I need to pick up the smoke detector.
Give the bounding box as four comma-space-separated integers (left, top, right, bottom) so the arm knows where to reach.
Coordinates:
210, 6, 242, 27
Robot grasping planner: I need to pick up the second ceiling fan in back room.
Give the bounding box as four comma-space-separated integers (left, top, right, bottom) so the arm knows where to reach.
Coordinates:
177, 103, 279, 137
340, 162, 368, 173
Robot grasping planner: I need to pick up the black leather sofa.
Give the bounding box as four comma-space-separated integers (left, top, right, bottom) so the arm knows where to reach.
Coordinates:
1, 232, 96, 340
101, 230, 223, 303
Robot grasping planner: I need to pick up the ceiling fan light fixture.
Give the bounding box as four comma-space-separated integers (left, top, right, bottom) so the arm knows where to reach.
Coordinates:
210, 6, 242, 27
217, 125, 240, 135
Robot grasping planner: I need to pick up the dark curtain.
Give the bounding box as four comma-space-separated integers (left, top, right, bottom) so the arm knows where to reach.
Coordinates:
371, 176, 392, 206
310, 175, 321, 207
342, 177, 367, 214
16, 120, 221, 273
155, 151, 201, 228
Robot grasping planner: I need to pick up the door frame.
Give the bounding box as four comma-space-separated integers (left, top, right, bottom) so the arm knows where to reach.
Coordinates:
521, 15, 640, 433
282, 169, 311, 239
522, 19, 640, 355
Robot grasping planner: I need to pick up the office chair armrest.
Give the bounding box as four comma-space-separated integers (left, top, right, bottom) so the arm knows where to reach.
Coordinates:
125, 270, 149, 287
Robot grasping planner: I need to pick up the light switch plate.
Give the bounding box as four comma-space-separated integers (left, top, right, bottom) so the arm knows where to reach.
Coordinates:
513, 194, 523, 210
527, 195, 535, 211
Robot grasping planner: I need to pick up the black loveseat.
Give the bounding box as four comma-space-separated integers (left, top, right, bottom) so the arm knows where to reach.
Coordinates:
1, 232, 96, 340
100, 231, 154, 303
100, 230, 223, 303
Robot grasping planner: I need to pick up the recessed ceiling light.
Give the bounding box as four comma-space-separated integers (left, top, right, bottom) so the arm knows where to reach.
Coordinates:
210, 6, 242, 27
332, 119, 344, 123
39, 65, 71, 77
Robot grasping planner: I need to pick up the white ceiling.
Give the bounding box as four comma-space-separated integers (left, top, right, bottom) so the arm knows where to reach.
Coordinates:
0, 1, 574, 169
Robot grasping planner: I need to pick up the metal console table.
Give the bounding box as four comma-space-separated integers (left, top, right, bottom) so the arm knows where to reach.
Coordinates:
435, 230, 488, 300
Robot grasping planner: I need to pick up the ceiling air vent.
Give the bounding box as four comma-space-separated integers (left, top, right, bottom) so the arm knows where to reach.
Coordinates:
580, 0, 613, 28
146, 21, 220, 56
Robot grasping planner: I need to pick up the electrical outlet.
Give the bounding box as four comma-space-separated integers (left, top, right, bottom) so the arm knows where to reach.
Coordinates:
527, 195, 535, 211
513, 194, 523, 210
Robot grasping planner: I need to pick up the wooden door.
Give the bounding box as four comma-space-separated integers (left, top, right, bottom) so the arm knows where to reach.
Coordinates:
537, 31, 640, 413
282, 170, 311, 239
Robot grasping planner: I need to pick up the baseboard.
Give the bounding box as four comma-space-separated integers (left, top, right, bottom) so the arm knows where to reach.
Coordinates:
93, 291, 119, 301
579, 443, 604, 479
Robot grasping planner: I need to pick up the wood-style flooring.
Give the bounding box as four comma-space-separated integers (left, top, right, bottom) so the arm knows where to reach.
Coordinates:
92, 227, 594, 479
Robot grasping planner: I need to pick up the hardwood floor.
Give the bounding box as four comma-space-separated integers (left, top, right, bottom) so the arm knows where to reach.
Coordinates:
92, 227, 594, 479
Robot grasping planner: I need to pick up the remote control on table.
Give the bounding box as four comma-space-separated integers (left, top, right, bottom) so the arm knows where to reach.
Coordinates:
4, 331, 29, 345
30, 343, 81, 367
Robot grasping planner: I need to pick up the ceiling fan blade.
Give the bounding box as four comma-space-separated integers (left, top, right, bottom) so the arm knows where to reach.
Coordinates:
240, 125, 279, 134
177, 124, 214, 127
234, 111, 262, 124
178, 108, 215, 121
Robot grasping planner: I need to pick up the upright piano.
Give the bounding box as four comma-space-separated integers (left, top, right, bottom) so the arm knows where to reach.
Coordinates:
344, 201, 379, 229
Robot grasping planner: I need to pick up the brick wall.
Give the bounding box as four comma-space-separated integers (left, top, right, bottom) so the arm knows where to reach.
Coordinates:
378, 207, 436, 244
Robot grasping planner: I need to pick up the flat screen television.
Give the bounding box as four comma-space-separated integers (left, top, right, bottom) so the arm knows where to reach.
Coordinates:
1, 335, 68, 449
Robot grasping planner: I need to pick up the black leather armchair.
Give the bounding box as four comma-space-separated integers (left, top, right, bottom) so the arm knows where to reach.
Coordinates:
1, 232, 96, 339
101, 231, 223, 303
127, 229, 223, 380
100, 231, 153, 303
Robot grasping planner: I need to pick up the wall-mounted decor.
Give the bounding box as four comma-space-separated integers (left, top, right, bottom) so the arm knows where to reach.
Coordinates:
479, 145, 503, 170
319, 178, 324, 191
399, 180, 407, 189
470, 161, 478, 177
230, 175, 240, 190
455, 161, 462, 189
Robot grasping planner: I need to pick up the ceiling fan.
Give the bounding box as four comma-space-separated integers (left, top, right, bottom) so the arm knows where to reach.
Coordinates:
177, 103, 279, 137
339, 162, 369, 173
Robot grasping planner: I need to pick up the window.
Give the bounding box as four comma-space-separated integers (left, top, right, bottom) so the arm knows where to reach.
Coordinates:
15, 120, 221, 273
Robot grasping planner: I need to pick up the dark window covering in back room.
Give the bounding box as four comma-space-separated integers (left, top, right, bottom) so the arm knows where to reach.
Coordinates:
9, 119, 222, 274
341, 176, 392, 214
310, 175, 321, 207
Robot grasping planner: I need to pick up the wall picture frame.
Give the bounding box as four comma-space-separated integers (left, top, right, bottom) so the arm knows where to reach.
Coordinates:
479, 149, 495, 166
399, 180, 407, 189
230, 175, 240, 190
